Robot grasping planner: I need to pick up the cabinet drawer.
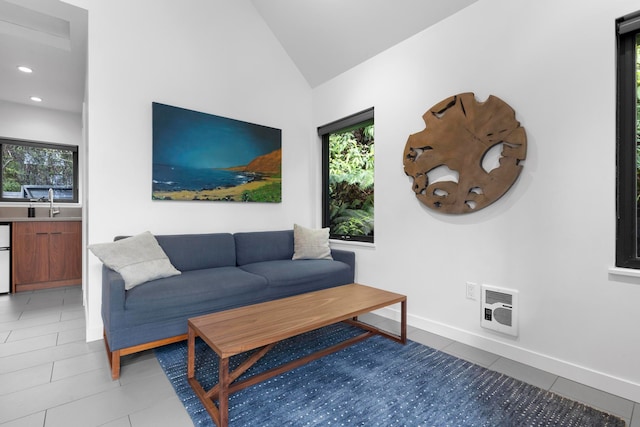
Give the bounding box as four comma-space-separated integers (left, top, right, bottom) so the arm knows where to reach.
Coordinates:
13, 221, 52, 235
13, 221, 80, 235
50, 221, 81, 234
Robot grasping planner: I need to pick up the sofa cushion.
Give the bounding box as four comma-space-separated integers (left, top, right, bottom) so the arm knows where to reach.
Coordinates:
155, 233, 236, 271
239, 259, 353, 289
234, 230, 294, 266
89, 231, 181, 290
123, 267, 268, 327
292, 224, 332, 260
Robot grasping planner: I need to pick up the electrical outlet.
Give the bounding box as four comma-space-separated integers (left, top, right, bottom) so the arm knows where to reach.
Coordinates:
466, 282, 477, 300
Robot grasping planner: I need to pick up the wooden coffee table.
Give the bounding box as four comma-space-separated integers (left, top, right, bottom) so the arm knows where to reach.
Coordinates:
187, 283, 407, 427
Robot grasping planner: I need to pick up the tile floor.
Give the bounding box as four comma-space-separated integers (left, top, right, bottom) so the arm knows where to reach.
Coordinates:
0, 286, 637, 426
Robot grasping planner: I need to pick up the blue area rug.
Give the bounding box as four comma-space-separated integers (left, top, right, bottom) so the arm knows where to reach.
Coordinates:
155, 323, 625, 426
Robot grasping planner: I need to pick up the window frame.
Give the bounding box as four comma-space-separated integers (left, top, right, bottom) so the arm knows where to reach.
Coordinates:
318, 107, 374, 243
616, 12, 640, 268
0, 138, 79, 203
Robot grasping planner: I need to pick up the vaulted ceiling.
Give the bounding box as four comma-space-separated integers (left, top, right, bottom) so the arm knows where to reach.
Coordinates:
250, 0, 478, 87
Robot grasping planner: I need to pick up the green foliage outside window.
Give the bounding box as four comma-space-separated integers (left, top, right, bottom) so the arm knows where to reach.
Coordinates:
328, 123, 374, 238
1, 143, 74, 197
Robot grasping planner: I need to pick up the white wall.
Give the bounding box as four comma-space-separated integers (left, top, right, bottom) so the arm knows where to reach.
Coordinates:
0, 100, 83, 208
82, 0, 313, 341
313, 0, 640, 402
0, 100, 81, 147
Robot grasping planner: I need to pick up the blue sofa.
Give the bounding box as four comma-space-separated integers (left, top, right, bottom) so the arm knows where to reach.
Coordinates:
101, 230, 355, 379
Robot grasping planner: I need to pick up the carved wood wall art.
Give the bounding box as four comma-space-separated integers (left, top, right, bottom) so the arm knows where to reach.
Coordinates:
403, 93, 527, 214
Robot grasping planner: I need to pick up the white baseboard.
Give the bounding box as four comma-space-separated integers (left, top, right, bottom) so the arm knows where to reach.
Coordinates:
374, 306, 640, 403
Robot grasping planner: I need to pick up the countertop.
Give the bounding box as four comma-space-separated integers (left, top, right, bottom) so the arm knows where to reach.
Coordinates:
0, 206, 82, 222
0, 217, 82, 222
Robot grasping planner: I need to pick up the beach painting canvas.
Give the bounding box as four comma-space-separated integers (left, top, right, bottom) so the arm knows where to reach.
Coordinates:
152, 103, 282, 202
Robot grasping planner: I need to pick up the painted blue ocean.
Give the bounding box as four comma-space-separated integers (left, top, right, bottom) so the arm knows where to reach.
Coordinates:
153, 164, 255, 192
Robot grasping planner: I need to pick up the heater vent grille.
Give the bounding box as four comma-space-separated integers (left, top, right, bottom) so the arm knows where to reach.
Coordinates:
493, 307, 512, 326
481, 285, 518, 336
485, 290, 512, 305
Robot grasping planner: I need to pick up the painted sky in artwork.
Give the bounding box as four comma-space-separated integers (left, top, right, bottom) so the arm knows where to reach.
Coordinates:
152, 103, 281, 169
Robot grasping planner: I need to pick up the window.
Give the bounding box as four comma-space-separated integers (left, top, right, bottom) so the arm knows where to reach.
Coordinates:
318, 108, 374, 243
0, 139, 78, 203
616, 12, 640, 268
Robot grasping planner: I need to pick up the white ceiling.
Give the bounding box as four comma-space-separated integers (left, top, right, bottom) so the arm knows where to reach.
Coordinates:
0, 0, 477, 114
250, 0, 478, 87
0, 0, 86, 113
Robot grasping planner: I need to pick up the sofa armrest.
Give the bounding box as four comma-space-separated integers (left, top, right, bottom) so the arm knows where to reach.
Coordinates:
330, 249, 355, 280
101, 266, 126, 328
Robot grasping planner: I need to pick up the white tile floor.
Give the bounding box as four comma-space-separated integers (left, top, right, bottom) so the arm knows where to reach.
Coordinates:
0, 286, 637, 426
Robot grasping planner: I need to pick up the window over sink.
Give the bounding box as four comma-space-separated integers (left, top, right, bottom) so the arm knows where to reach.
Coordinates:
0, 138, 78, 203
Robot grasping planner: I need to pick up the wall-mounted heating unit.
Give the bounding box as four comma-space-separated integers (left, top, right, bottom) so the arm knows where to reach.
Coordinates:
481, 284, 518, 336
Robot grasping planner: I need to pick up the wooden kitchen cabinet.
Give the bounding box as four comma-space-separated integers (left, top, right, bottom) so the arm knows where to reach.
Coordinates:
12, 221, 81, 292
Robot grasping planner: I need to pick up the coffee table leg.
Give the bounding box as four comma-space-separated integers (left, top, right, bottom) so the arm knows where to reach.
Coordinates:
401, 298, 407, 344
187, 326, 195, 379
219, 357, 230, 427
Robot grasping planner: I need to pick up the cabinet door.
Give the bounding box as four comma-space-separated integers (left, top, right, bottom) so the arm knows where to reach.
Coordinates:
12, 223, 50, 285
49, 222, 82, 281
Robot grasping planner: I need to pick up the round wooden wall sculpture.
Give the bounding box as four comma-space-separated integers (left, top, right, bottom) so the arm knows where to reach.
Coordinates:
403, 93, 527, 214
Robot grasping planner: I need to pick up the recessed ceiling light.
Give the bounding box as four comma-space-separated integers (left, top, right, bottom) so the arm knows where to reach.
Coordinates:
30, 96, 42, 102
18, 66, 33, 73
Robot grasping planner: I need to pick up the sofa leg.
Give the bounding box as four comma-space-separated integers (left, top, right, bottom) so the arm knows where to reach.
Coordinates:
110, 350, 121, 380
102, 332, 188, 380
103, 331, 121, 380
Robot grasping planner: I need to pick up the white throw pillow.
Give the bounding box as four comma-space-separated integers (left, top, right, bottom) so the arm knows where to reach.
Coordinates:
292, 224, 333, 260
88, 231, 181, 290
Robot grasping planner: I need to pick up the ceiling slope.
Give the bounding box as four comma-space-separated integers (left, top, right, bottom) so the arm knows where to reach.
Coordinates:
251, 0, 478, 87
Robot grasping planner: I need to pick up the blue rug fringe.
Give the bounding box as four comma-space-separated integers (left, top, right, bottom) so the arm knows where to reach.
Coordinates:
155, 323, 625, 427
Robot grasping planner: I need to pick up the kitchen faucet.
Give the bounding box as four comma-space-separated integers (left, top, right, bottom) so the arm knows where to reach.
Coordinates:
48, 188, 60, 217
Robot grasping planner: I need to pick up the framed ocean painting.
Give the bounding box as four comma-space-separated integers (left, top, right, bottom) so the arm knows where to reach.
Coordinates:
152, 102, 282, 202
